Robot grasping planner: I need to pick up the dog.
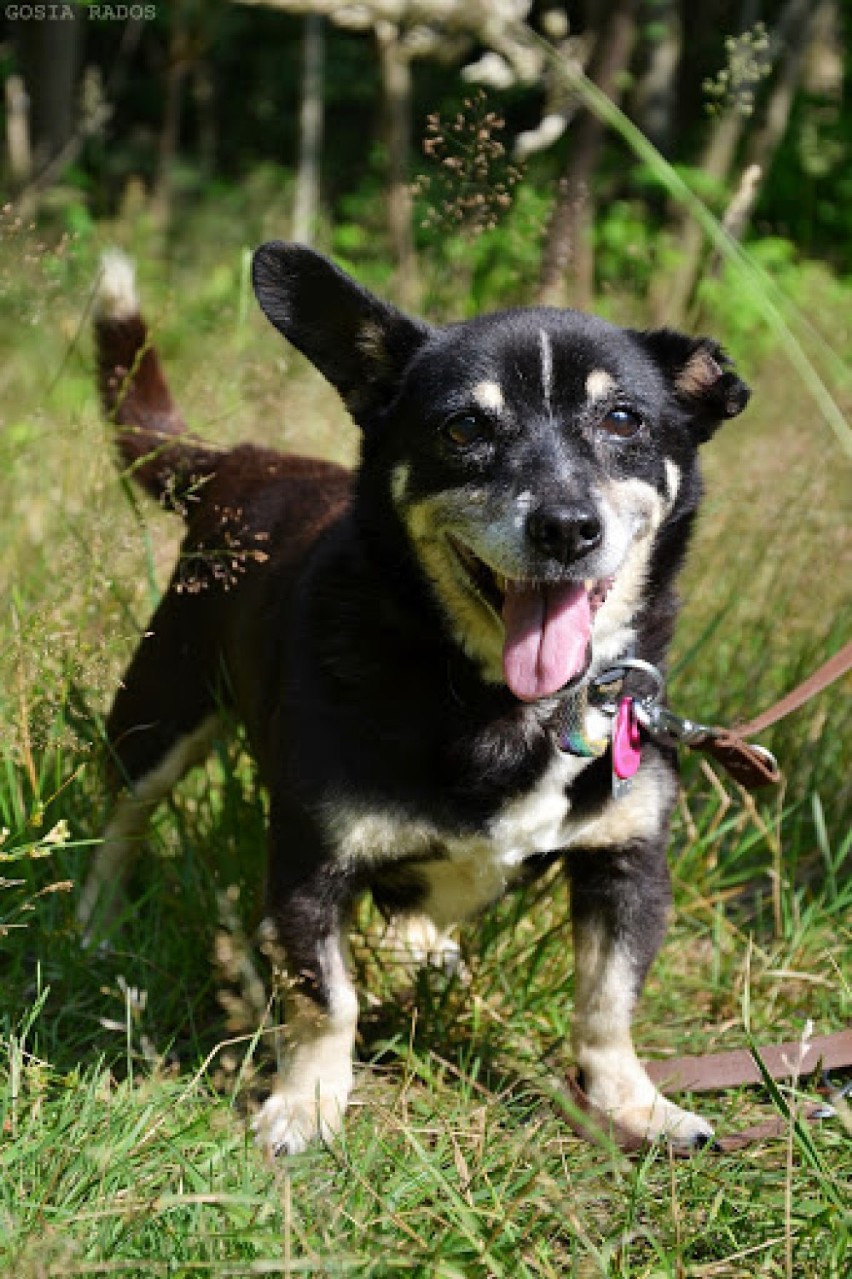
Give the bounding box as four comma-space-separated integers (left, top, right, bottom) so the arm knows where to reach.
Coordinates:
80, 243, 749, 1156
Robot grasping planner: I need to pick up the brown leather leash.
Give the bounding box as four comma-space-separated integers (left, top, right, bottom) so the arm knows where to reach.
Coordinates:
561, 1029, 852, 1154
675, 638, 852, 790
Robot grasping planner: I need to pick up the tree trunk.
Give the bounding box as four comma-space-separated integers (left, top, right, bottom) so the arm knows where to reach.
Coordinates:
537, 0, 639, 309
657, 0, 796, 325
5, 75, 32, 188
293, 13, 325, 246
376, 21, 420, 309
17, 9, 83, 171
632, 0, 681, 156
701, 0, 830, 284
193, 60, 217, 179
152, 30, 192, 230
659, 109, 745, 324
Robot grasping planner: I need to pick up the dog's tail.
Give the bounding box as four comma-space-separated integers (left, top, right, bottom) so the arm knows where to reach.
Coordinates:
94, 251, 219, 512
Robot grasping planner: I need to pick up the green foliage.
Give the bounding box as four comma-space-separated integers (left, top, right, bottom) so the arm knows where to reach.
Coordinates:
694, 234, 802, 355
696, 244, 852, 367
593, 199, 659, 295
416, 180, 551, 317
641, 161, 732, 211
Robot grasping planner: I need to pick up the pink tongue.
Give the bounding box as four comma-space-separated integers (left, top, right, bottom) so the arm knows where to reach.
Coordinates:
502, 581, 592, 702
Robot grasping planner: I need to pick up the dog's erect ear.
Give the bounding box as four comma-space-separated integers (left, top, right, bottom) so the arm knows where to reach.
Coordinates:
253, 242, 430, 423
638, 328, 750, 441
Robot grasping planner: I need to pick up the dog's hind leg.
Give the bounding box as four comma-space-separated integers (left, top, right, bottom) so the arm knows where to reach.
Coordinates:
79, 596, 221, 939
569, 842, 715, 1150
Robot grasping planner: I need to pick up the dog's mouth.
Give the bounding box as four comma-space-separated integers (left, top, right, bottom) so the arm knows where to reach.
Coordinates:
447, 535, 612, 702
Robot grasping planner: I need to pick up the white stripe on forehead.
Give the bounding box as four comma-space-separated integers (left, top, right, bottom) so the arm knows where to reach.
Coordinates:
513, 489, 535, 529
472, 380, 504, 413
586, 369, 616, 401
538, 329, 554, 412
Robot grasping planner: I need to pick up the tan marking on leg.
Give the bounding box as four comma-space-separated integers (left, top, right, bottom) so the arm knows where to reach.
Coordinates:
572, 922, 713, 1148
569, 758, 673, 851
79, 715, 219, 937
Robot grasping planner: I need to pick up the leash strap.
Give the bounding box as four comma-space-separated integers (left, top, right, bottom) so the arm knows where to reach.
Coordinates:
558, 641, 851, 787
685, 640, 852, 790
733, 638, 852, 738
644, 1028, 852, 1093
560, 1027, 852, 1154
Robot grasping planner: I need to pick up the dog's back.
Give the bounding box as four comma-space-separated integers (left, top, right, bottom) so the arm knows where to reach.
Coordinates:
93, 251, 351, 779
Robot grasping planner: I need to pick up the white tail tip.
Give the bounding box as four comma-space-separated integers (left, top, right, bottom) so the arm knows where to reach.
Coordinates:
96, 249, 138, 320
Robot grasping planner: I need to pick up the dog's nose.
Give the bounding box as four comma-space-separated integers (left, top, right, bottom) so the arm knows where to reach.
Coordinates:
526, 503, 602, 565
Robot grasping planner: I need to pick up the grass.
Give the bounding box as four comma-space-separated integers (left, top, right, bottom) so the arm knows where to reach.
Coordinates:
1, 209, 851, 1277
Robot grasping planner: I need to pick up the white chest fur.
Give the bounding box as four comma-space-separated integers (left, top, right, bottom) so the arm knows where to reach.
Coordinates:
320, 736, 671, 928
477, 749, 587, 864
399, 753, 581, 926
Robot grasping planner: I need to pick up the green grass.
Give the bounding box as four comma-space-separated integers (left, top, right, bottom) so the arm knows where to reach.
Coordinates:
1, 213, 850, 1277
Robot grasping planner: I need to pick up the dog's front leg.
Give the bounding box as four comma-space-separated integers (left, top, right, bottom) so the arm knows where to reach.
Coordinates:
254, 821, 359, 1157
569, 844, 714, 1150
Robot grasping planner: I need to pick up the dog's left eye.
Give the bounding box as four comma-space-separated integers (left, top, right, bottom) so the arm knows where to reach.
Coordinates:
442, 412, 491, 450
599, 407, 643, 439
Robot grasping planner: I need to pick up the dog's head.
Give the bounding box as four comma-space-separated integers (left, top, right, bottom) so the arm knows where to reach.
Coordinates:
254, 243, 749, 699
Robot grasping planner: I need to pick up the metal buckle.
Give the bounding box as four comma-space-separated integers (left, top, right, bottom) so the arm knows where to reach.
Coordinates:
746, 742, 780, 772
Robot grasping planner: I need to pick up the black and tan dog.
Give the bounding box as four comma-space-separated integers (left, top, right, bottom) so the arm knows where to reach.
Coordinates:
80, 244, 749, 1155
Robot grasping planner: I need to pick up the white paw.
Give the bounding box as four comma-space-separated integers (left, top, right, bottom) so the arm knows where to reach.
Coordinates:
615, 1094, 715, 1150
380, 915, 464, 976
579, 1051, 715, 1151
253, 1082, 350, 1157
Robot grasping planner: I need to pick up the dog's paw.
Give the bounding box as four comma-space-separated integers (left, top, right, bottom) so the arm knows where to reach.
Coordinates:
614, 1094, 715, 1151
253, 1084, 349, 1157
380, 915, 464, 977
579, 1052, 714, 1152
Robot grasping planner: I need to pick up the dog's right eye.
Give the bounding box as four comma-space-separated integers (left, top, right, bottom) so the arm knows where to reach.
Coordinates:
442, 413, 491, 450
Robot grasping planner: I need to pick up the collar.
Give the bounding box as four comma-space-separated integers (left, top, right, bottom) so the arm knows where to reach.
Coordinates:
553, 658, 666, 758
553, 670, 625, 758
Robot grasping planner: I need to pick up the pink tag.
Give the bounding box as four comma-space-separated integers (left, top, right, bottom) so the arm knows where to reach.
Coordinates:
613, 697, 642, 780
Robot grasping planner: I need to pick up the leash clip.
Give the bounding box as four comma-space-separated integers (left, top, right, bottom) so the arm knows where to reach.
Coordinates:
588, 659, 782, 788
590, 659, 665, 715
634, 702, 716, 748
593, 661, 715, 748
636, 697, 781, 785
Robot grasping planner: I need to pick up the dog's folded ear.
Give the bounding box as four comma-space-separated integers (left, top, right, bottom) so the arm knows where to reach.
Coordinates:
253, 242, 431, 425
638, 328, 750, 441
